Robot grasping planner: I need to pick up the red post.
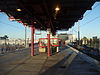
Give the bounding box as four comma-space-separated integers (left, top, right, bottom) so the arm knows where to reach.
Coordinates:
31, 26, 35, 56
47, 34, 50, 56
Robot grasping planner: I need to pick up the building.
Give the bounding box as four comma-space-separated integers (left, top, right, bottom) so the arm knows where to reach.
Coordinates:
58, 34, 76, 44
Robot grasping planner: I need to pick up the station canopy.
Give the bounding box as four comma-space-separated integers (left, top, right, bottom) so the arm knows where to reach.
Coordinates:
0, 0, 97, 34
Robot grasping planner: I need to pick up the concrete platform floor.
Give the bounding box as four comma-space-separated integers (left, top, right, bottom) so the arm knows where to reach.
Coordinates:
0, 46, 100, 75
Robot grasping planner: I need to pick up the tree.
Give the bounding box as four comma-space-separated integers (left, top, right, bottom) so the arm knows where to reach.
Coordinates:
3, 35, 8, 45
82, 37, 88, 45
3, 35, 8, 39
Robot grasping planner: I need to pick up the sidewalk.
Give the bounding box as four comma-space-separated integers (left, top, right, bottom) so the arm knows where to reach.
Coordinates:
63, 55, 100, 75
0, 46, 72, 75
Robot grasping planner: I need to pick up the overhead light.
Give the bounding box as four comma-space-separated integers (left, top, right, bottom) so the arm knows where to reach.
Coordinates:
9, 16, 15, 21
18, 21, 23, 23
17, 9, 22, 11
34, 22, 37, 24
23, 23, 28, 25
56, 27, 58, 28
16, 19, 20, 21
55, 7, 60, 11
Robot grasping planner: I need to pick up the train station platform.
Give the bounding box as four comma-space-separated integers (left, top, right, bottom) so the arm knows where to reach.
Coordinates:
0, 46, 100, 75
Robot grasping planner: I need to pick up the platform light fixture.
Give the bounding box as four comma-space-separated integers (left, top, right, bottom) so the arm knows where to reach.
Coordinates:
34, 22, 37, 24
23, 23, 28, 26
17, 8, 22, 11
55, 7, 60, 11
54, 6, 60, 19
56, 27, 58, 28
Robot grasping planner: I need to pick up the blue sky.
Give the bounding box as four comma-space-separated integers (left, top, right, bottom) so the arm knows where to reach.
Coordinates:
0, 13, 26, 39
68, 2, 100, 38
0, 2, 100, 39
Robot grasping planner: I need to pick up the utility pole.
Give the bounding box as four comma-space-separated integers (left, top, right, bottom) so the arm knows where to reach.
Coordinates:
78, 21, 80, 45
72, 29, 73, 43
25, 26, 27, 47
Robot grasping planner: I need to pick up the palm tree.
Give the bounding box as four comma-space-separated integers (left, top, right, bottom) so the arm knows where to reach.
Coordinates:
3, 35, 8, 45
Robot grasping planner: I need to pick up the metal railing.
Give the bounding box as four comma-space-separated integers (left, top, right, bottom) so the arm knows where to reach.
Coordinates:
0, 44, 25, 54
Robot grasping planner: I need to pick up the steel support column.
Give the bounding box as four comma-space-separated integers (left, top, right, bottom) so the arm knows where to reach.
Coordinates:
47, 34, 50, 56
31, 26, 35, 56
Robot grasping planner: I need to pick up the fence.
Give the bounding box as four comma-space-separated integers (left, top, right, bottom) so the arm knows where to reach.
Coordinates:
0, 44, 25, 54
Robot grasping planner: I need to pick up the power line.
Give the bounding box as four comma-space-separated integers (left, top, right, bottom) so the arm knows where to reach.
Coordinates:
72, 15, 100, 39
84, 3, 100, 17
79, 3, 100, 27
0, 12, 24, 30
68, 3, 100, 39
0, 21, 30, 39
0, 21, 23, 30
81, 15, 100, 27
